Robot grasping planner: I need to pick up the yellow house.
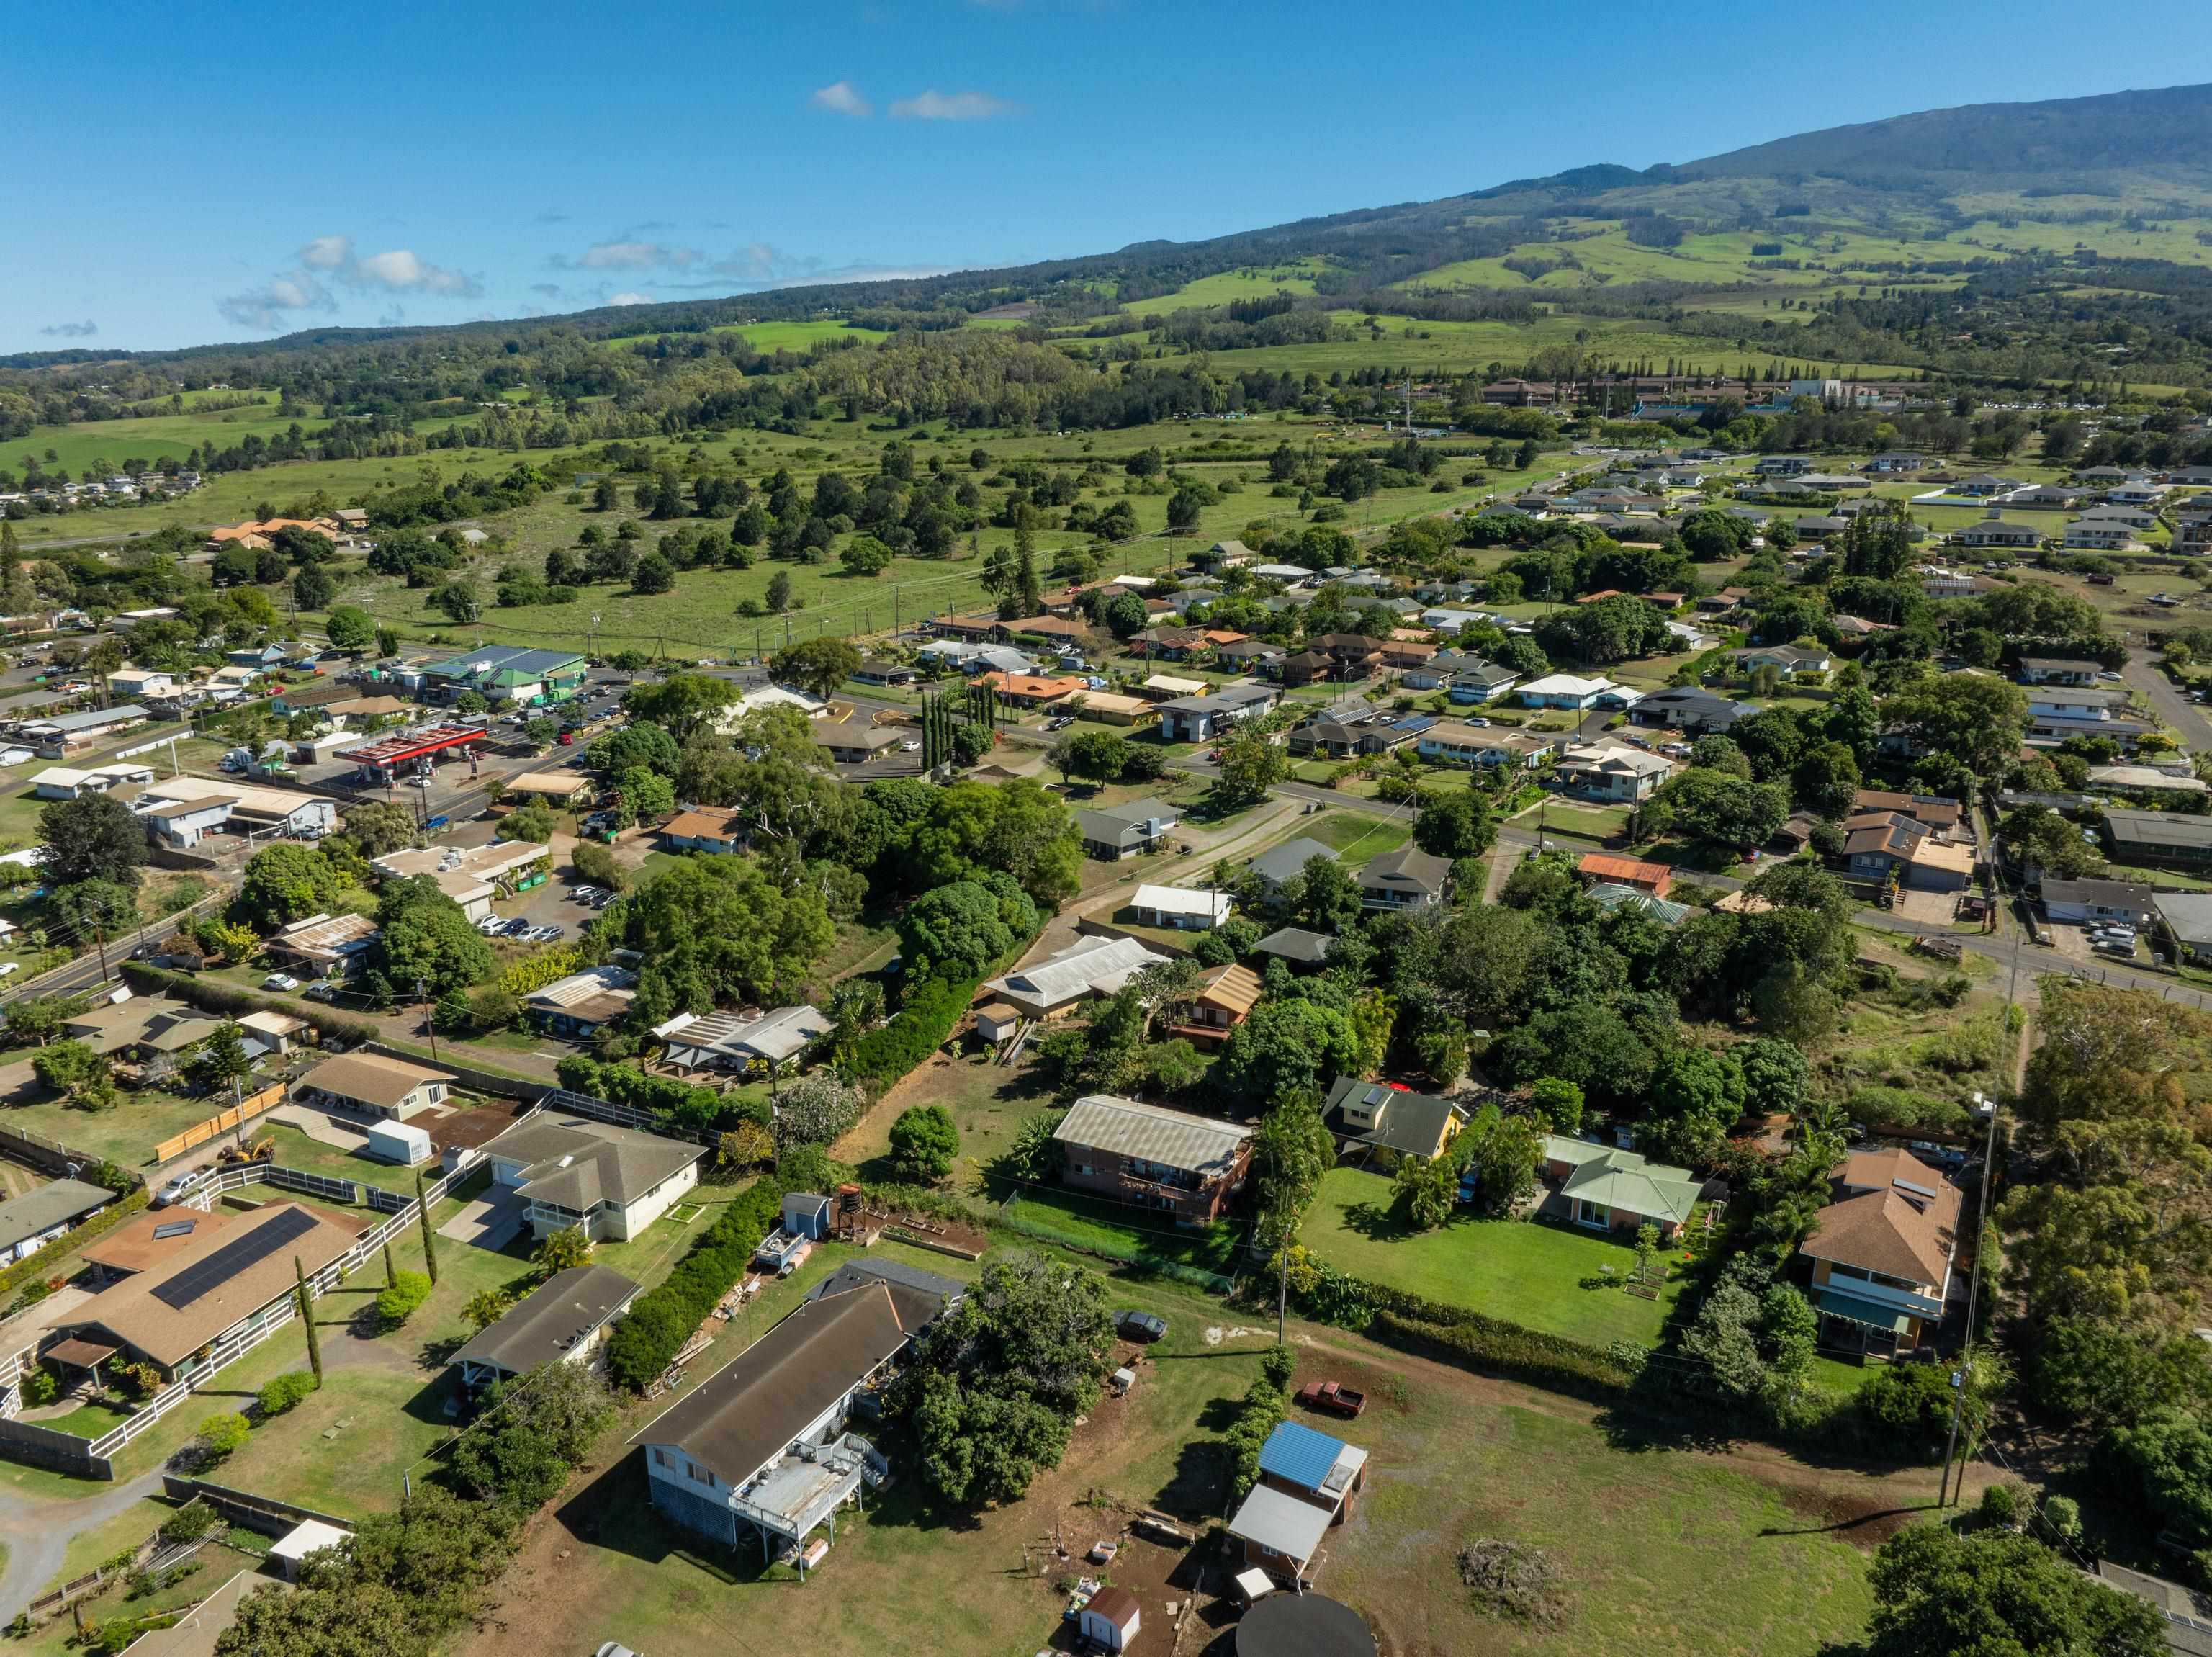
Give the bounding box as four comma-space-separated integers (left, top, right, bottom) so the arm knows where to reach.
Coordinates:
1321, 1077, 1467, 1167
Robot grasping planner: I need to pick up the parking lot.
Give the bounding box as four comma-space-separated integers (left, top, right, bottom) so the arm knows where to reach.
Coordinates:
2049, 917, 2144, 965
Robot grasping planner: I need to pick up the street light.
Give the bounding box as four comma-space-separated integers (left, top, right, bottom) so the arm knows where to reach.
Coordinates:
1938, 1088, 2002, 1506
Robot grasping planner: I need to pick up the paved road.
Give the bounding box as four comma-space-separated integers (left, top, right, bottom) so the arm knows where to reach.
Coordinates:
0, 1465, 168, 1622
2121, 651, 2212, 754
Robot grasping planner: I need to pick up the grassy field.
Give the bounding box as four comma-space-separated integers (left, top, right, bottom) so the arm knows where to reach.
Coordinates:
1123, 260, 1329, 312
997, 1185, 1250, 1280
4, 401, 320, 477
1300, 1166, 1689, 1348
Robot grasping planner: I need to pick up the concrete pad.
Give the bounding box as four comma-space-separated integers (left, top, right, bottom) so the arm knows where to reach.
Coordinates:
269, 1104, 372, 1146
439, 1190, 525, 1252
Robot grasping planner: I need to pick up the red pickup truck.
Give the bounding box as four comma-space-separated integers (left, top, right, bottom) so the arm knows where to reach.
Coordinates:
1296, 1380, 1366, 1419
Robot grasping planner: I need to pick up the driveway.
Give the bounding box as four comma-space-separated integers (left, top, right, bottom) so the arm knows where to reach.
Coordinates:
439, 1188, 526, 1252
269, 1103, 374, 1149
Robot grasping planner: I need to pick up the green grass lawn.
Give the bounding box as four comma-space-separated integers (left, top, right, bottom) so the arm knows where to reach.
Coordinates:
1, 1086, 232, 1172
997, 1185, 1249, 1281
1300, 808, 1411, 863
1301, 1166, 1687, 1348
29, 1398, 138, 1439
1524, 801, 1632, 842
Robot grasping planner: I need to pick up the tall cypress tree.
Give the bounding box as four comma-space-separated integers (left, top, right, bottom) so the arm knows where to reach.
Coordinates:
414, 1169, 439, 1285
293, 1257, 323, 1384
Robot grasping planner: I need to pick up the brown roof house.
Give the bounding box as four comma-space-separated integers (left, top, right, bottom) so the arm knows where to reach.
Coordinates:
634, 1266, 956, 1569
1165, 963, 1262, 1051
53, 1202, 367, 1381
1053, 1094, 1254, 1223
1798, 1147, 1961, 1355
293, 1052, 455, 1121
1842, 811, 1975, 892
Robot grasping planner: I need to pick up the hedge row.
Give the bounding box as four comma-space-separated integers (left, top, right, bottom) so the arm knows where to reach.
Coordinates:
0, 1187, 149, 1307
119, 962, 381, 1047
553, 1054, 762, 1136
841, 975, 977, 1089
1365, 1311, 1639, 1401
604, 1177, 790, 1390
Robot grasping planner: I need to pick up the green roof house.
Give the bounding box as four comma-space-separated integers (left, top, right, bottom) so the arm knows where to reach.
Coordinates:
1541, 1135, 1702, 1240
419, 646, 588, 706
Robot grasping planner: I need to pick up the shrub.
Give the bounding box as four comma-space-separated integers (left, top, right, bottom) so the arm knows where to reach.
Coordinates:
256, 1370, 318, 1416
842, 976, 976, 1088
374, 1270, 433, 1328
194, 1411, 251, 1464
1979, 1481, 2020, 1528
605, 1178, 790, 1389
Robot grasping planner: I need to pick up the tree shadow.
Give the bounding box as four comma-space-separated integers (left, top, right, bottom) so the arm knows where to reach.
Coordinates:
1341, 1199, 1411, 1241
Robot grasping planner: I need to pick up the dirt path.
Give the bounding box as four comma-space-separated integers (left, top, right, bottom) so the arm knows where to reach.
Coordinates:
0, 1467, 168, 1621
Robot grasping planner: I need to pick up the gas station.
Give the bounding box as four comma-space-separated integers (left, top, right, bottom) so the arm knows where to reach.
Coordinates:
338, 723, 490, 787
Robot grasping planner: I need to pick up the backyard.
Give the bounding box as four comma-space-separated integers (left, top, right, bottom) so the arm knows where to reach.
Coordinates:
1300, 1165, 1687, 1348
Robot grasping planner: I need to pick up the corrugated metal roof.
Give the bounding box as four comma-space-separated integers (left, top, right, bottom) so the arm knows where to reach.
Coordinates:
1053, 1095, 1251, 1179
1257, 1419, 1349, 1494
1228, 1483, 1334, 1562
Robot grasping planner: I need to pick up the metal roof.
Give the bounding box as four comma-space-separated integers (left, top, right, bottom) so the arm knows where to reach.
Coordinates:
0, 1178, 112, 1252
1256, 1419, 1354, 1494
1053, 1095, 1252, 1180
1228, 1483, 1334, 1563
448, 1265, 639, 1375
20, 704, 150, 733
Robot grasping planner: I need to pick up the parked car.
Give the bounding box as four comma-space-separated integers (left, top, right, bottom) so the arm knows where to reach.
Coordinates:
0, 747, 32, 766
1295, 1379, 1367, 1419
0, 963, 20, 979
262, 972, 301, 992
303, 982, 338, 1002
558, 732, 576, 745
1115, 1311, 1168, 1344
2095, 939, 2137, 957
570, 886, 605, 903
153, 1172, 201, 1208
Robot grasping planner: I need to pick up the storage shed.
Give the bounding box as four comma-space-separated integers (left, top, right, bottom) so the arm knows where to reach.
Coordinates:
269, 1519, 354, 1581
1079, 1584, 1142, 1652
366, 1120, 434, 1167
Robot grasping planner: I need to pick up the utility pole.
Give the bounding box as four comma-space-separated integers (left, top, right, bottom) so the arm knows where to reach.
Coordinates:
1938, 1087, 2003, 1506
93, 923, 109, 984
417, 978, 439, 1063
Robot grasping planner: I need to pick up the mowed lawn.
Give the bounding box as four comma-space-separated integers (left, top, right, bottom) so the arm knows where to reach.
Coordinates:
1301, 1166, 1686, 1347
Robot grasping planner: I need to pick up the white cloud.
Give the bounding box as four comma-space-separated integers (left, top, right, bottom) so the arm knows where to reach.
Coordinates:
218, 272, 331, 331
217, 233, 479, 332
608, 292, 653, 306
38, 320, 97, 338
810, 80, 872, 117
889, 89, 1020, 121
555, 241, 703, 271
348, 248, 477, 295
300, 235, 352, 270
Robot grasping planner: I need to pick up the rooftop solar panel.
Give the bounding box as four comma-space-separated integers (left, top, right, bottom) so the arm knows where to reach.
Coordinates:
151, 1208, 319, 1310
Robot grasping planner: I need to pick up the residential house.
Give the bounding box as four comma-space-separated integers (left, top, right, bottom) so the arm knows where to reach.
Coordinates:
135, 773, 336, 839
1156, 684, 1279, 743
1191, 539, 1255, 572
1799, 1147, 1959, 1356
1357, 846, 1451, 912
235, 1010, 309, 1057
2156, 892, 2212, 962
1516, 673, 1616, 710
78, 1206, 239, 1285
1322, 1077, 1467, 1166
1127, 884, 1231, 931
1252, 926, 1335, 971
1306, 634, 1383, 677
1378, 640, 1435, 672
104, 667, 174, 702
263, 912, 379, 979
815, 719, 903, 765
1626, 687, 1753, 733
50, 1202, 367, 1383
1053, 1094, 1254, 1223
524, 966, 639, 1040
659, 806, 750, 856
1165, 963, 1263, 1051
1215, 639, 1286, 675
2016, 657, 2103, 687
1729, 645, 1832, 678
1956, 518, 2041, 550
1443, 662, 1520, 704
1227, 1420, 1369, 1586
1842, 811, 1974, 892
2026, 711, 2154, 751
1417, 724, 1556, 771
2041, 877, 2155, 928
1553, 741, 1672, 803
914, 640, 1034, 675
1577, 853, 1672, 897
1539, 1136, 1701, 1240
657, 1006, 831, 1076
1247, 837, 1340, 895
2062, 518, 2138, 551
2024, 686, 2130, 723
1849, 789, 1965, 834
971, 670, 1084, 711
293, 1052, 455, 1121
634, 1269, 953, 1567
2105, 808, 2212, 869
1074, 798, 1179, 861
17, 704, 151, 758
0, 1178, 114, 1267
477, 1113, 703, 1241
1287, 710, 1418, 760
1588, 883, 1691, 926
449, 1265, 640, 1392
1865, 452, 1925, 474
982, 935, 1172, 1019
1136, 673, 1210, 704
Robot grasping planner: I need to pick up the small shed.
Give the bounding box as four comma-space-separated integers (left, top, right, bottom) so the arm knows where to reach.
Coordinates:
269, 1519, 354, 1581
974, 1002, 1022, 1044
366, 1120, 433, 1167
1079, 1584, 1142, 1652
783, 1191, 832, 1240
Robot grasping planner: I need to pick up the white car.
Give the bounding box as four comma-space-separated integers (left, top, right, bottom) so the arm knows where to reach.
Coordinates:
262, 972, 301, 991
0, 963, 19, 979
0, 747, 31, 766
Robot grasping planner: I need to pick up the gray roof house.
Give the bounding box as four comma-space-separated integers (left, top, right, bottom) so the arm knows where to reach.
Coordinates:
1358, 847, 1452, 912
2156, 892, 2212, 962
1073, 797, 1179, 861
476, 1115, 703, 1243
0, 1177, 114, 1266
1248, 837, 1340, 892
447, 1264, 639, 1391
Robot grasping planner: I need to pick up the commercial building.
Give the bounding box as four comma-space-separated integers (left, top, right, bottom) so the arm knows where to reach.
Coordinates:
418, 646, 588, 706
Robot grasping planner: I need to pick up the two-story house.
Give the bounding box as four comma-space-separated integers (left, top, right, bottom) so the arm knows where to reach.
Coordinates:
1798, 1147, 1959, 1357
1226, 1420, 1370, 1587
1357, 847, 1452, 912
1053, 1094, 1254, 1223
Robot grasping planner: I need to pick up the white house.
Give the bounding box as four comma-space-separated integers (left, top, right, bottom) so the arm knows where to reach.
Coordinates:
475, 1113, 703, 1241
292, 1051, 455, 1121
1516, 673, 1615, 710
1128, 884, 1231, 930
446, 1265, 640, 1392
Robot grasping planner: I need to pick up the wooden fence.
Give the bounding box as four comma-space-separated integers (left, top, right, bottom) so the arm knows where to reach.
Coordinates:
161, 1473, 349, 1537
149, 1082, 288, 1164
19, 1518, 163, 1620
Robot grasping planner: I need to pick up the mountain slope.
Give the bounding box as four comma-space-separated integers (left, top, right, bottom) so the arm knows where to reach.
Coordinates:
1669, 81, 2212, 179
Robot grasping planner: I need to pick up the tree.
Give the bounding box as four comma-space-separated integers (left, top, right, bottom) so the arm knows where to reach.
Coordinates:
1737, 1037, 1810, 1118
616, 766, 675, 823
1393, 1151, 1459, 1231
325, 604, 377, 652
1216, 997, 1360, 1105
370, 874, 496, 997
765, 570, 793, 613
888, 1103, 960, 1183
294, 1256, 323, 1381
341, 799, 418, 857
1791, 740, 1860, 819
31, 1038, 107, 1106
374, 1269, 433, 1326
589, 722, 681, 778
1643, 1046, 1745, 1164
1050, 729, 1130, 784
1102, 590, 1149, 638
194, 1411, 251, 1465
623, 673, 740, 742
238, 843, 341, 929
1413, 791, 1495, 861
532, 1225, 593, 1276
1881, 673, 2028, 786
771, 636, 862, 701
1527, 1077, 1584, 1133
898, 876, 1038, 981
1215, 724, 1290, 807
1863, 1524, 2164, 1657
598, 853, 835, 1023
840, 534, 894, 577
894, 1251, 1115, 1508
293, 561, 337, 611
462, 1288, 515, 1332
187, 1023, 253, 1094
773, 1069, 861, 1156
446, 1360, 616, 1514
40, 792, 146, 886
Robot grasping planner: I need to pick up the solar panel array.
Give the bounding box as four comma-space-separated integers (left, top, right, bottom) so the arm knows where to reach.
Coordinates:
151, 1208, 318, 1310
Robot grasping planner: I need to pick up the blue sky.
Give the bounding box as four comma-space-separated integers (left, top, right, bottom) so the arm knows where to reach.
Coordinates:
6, 0, 2212, 354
